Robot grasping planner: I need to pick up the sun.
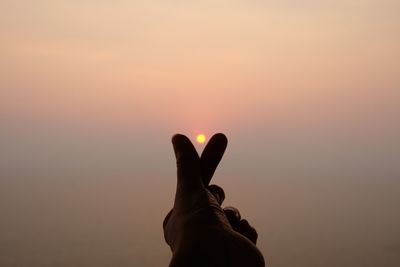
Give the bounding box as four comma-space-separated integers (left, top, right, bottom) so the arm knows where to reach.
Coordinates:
196, 134, 206, 144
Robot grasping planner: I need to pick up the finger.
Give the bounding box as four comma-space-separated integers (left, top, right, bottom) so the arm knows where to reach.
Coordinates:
207, 184, 225, 205
163, 209, 173, 245
163, 209, 173, 231
237, 219, 258, 244
172, 134, 203, 194
200, 133, 228, 185
223, 206, 242, 228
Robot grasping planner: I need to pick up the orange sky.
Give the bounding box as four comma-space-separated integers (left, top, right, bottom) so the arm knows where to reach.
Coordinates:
1, 2, 400, 266
1, 0, 399, 175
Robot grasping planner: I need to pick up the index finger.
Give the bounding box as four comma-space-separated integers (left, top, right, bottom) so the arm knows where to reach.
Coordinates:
172, 134, 203, 194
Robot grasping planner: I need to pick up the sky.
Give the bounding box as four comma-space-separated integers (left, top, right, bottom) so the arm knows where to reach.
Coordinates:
1, 1, 400, 266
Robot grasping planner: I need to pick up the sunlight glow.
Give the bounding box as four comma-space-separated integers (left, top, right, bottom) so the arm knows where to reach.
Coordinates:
196, 134, 206, 144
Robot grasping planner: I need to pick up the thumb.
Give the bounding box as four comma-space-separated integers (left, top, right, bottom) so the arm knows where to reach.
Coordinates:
200, 133, 228, 185
172, 134, 203, 196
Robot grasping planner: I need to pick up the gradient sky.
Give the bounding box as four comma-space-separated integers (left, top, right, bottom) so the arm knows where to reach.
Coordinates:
1, 1, 400, 266
1, 1, 399, 174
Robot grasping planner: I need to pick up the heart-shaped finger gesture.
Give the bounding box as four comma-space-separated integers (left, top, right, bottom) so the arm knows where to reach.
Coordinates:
164, 133, 265, 267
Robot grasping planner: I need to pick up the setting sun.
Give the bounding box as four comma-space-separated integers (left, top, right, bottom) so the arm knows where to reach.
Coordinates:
196, 134, 206, 144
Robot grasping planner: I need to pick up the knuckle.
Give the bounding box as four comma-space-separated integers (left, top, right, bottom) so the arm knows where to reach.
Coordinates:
207, 184, 225, 204
223, 206, 242, 221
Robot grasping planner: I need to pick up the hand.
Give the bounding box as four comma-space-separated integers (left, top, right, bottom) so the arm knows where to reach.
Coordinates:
163, 133, 265, 267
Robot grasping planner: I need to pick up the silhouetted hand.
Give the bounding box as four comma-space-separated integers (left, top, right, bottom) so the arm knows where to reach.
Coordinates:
163, 133, 265, 267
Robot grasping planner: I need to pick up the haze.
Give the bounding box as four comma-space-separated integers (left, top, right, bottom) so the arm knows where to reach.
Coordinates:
1, 1, 399, 266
